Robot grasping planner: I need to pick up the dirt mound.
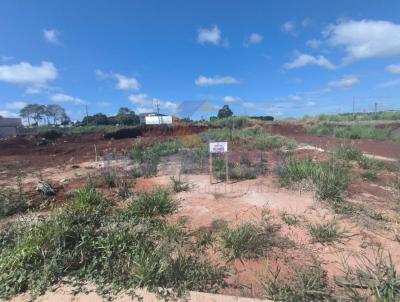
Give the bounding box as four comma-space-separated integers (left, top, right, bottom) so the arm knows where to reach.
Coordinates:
104, 127, 143, 139
104, 125, 208, 140
37, 130, 63, 140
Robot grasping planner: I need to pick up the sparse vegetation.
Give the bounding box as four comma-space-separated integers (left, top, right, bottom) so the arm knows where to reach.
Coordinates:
0, 186, 226, 300
262, 260, 330, 302
340, 249, 400, 301
170, 176, 190, 192
202, 126, 294, 150
0, 174, 27, 219
335, 145, 363, 161
306, 123, 398, 142
362, 170, 378, 181
281, 212, 298, 226
279, 157, 349, 202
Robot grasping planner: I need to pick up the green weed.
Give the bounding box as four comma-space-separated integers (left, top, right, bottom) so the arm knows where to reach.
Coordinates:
309, 221, 346, 244
262, 260, 330, 302
170, 176, 190, 193
128, 188, 177, 217
219, 222, 279, 262
281, 212, 298, 226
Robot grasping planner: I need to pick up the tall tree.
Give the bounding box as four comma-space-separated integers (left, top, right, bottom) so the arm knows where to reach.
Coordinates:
217, 105, 233, 119
20, 104, 35, 126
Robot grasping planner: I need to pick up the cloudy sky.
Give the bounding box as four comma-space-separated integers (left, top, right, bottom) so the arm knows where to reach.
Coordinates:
1, 0, 400, 120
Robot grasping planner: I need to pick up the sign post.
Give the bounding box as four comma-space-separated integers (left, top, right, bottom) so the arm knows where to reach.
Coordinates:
209, 142, 228, 184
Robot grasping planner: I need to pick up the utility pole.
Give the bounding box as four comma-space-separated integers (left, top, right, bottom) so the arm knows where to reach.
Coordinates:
156, 99, 160, 115
85, 105, 89, 126
374, 102, 378, 114
352, 96, 355, 116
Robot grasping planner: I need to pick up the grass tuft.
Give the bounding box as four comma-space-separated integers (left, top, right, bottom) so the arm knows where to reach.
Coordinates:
308, 220, 346, 244
128, 188, 178, 217
219, 221, 279, 262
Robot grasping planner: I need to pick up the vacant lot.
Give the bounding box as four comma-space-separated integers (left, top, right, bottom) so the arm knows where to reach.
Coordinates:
1, 118, 400, 301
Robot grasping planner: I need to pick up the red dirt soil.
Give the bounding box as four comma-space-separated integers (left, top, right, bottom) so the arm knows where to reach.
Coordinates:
266, 122, 400, 159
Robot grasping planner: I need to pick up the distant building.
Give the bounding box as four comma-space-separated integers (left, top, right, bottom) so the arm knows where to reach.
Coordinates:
0, 116, 22, 139
138, 112, 173, 125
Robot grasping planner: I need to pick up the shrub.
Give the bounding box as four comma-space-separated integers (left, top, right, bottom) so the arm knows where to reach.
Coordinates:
313, 161, 349, 202
128, 188, 177, 217
279, 158, 317, 186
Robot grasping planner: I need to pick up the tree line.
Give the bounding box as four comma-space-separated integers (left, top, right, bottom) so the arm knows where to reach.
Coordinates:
20, 104, 70, 126
79, 107, 140, 126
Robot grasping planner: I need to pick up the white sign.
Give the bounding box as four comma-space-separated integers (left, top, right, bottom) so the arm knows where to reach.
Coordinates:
145, 116, 173, 125
209, 142, 228, 153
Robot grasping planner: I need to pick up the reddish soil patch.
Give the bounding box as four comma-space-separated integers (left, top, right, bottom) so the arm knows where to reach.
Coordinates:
266, 123, 400, 159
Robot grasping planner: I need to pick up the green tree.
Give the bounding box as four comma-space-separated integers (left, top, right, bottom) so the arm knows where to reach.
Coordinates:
217, 105, 233, 119
116, 107, 139, 125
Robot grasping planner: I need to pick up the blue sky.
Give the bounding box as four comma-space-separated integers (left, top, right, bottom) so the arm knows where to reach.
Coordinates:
1, 0, 400, 121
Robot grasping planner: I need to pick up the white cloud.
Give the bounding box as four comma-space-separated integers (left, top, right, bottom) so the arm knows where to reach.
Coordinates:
244, 33, 263, 47
328, 75, 360, 89
135, 107, 154, 114
302, 18, 312, 27
128, 93, 152, 106
386, 64, 400, 74
223, 96, 241, 103
377, 78, 400, 88
160, 100, 179, 113
25, 87, 43, 94
128, 93, 178, 113
306, 100, 317, 107
288, 94, 302, 101
0, 110, 18, 118
50, 93, 87, 105
0, 61, 57, 85
1, 55, 13, 62
197, 25, 220, 45
195, 75, 240, 86
306, 39, 322, 49
115, 74, 139, 91
2, 101, 27, 110
95, 69, 140, 91
281, 21, 296, 35
197, 25, 228, 47
284, 52, 335, 70
95, 69, 109, 80
242, 102, 255, 109
96, 101, 112, 107
324, 19, 400, 63
43, 29, 61, 45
